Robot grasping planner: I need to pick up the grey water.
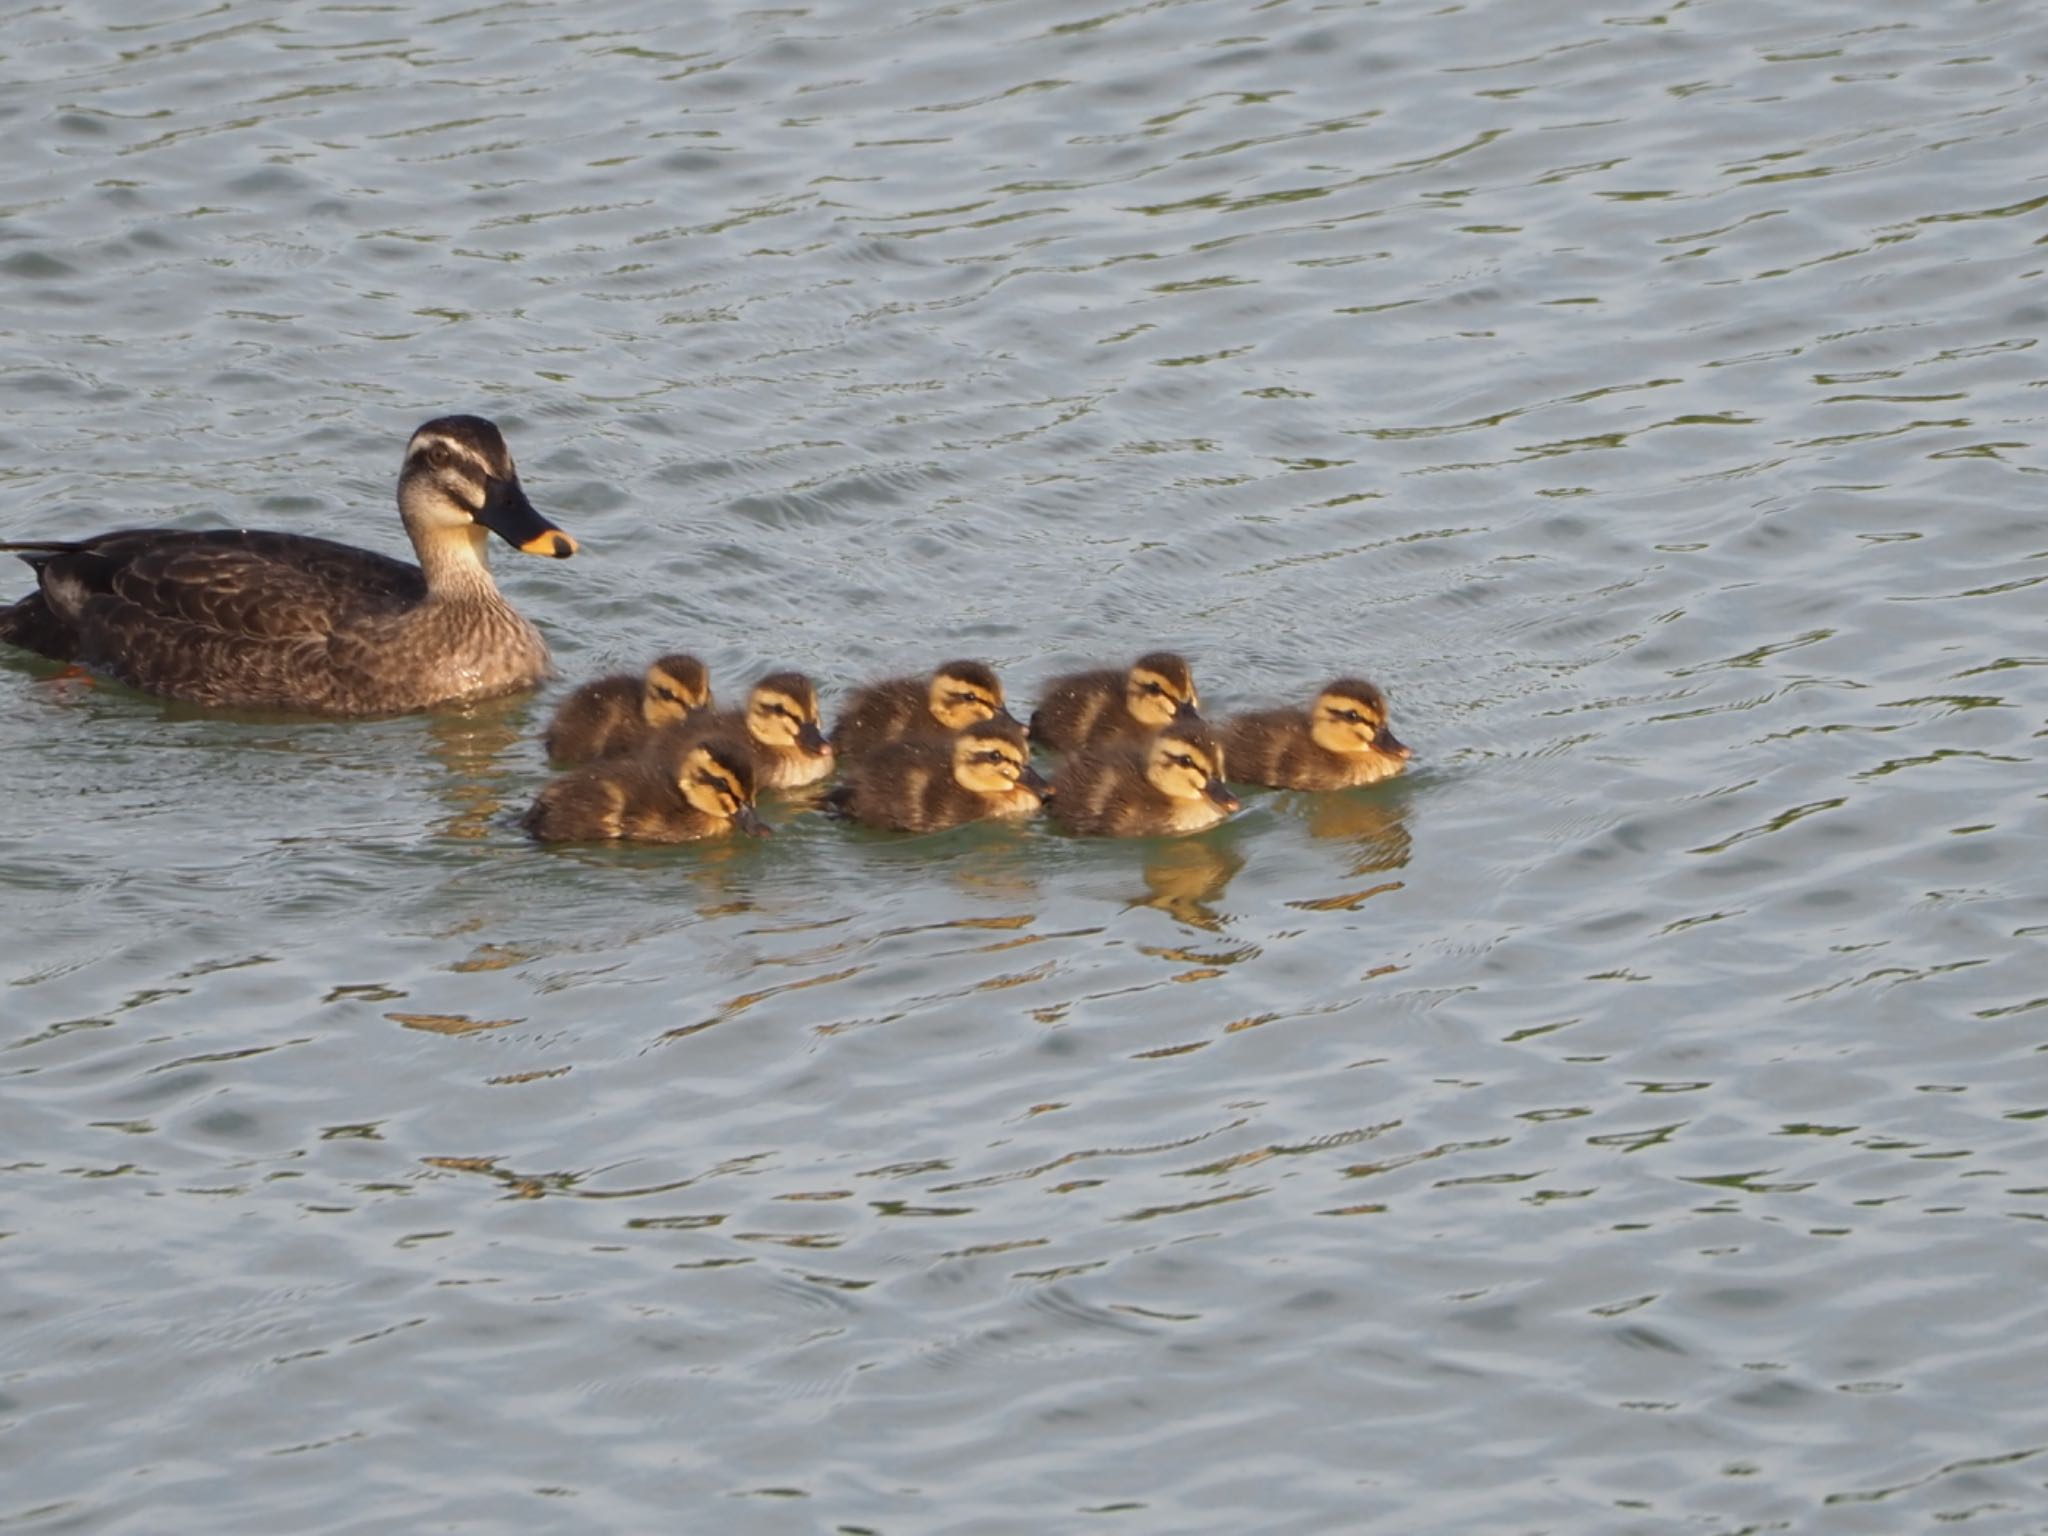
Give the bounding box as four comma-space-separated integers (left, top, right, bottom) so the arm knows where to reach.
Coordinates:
2, 0, 2045, 1531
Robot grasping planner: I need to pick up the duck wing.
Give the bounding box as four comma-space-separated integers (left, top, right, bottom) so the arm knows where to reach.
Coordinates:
4, 527, 426, 703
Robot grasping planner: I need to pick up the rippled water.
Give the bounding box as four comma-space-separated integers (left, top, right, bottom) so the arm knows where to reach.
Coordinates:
4, 0, 2046, 1530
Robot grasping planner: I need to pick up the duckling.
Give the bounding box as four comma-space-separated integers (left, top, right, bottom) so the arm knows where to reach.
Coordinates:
543, 653, 712, 763
0, 415, 577, 715
523, 734, 767, 844
1029, 651, 1200, 751
1222, 678, 1411, 790
1048, 719, 1241, 837
830, 659, 1017, 759
824, 717, 1049, 832
674, 670, 833, 789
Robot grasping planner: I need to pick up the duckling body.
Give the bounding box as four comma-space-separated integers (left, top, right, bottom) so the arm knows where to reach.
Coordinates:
830, 660, 1014, 759
0, 416, 576, 715
1049, 720, 1240, 837
1223, 679, 1411, 790
523, 735, 766, 844
825, 717, 1048, 832
1030, 651, 1200, 752
674, 670, 833, 789
543, 653, 711, 764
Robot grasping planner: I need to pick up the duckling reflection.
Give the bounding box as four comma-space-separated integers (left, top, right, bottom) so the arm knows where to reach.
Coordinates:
1303, 790, 1415, 878
1129, 837, 1245, 931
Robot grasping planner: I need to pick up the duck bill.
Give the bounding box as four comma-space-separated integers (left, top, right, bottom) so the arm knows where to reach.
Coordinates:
1203, 779, 1241, 812
993, 707, 1024, 729
797, 720, 830, 756
477, 476, 577, 558
1378, 729, 1412, 762
1174, 698, 1201, 722
1018, 763, 1051, 795
735, 805, 772, 837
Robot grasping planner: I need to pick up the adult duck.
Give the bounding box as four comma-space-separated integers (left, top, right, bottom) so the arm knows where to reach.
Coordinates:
0, 414, 577, 715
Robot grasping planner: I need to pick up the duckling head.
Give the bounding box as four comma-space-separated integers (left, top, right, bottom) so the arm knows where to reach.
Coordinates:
1145, 721, 1239, 812
399, 415, 577, 559
641, 653, 712, 728
927, 660, 1015, 731
1311, 677, 1411, 765
1125, 651, 1200, 728
950, 717, 1048, 799
677, 739, 769, 835
745, 671, 831, 758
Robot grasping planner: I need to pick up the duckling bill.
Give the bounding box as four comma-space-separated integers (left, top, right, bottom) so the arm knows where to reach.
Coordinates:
544, 653, 711, 764
1222, 678, 1411, 790
831, 659, 1016, 759
1030, 651, 1200, 751
824, 717, 1048, 832
1048, 719, 1240, 837
0, 415, 577, 715
524, 735, 767, 844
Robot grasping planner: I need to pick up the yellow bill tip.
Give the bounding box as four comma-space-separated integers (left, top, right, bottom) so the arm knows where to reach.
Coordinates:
520, 530, 577, 558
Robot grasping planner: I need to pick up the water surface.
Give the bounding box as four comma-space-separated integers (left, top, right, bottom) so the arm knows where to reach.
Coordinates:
3, 0, 2045, 1530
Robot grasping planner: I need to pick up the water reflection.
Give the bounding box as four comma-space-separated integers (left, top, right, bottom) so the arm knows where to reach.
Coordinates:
1129, 836, 1245, 931
6, 0, 2043, 1526
947, 837, 1044, 906
421, 696, 530, 842
1302, 788, 1414, 877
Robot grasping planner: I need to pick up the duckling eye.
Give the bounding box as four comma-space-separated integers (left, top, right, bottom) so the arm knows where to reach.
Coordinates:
1173, 753, 1197, 770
